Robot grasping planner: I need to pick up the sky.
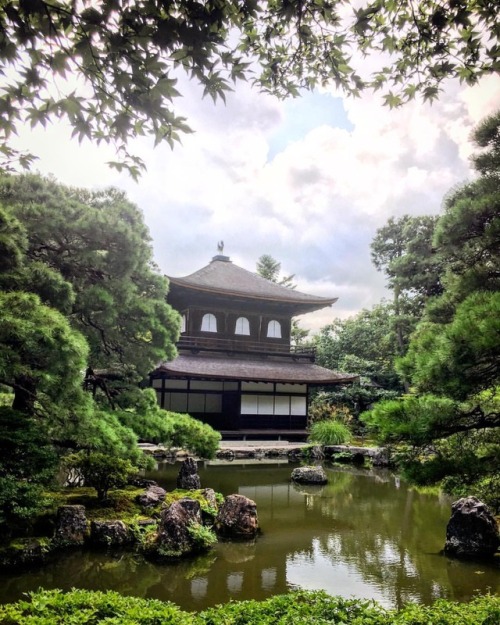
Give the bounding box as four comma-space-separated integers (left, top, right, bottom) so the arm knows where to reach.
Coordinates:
10, 65, 500, 332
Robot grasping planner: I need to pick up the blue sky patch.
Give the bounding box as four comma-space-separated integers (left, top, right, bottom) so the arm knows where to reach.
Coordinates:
267, 92, 353, 159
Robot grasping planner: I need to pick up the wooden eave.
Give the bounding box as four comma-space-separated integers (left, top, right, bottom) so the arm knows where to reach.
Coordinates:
153, 354, 357, 386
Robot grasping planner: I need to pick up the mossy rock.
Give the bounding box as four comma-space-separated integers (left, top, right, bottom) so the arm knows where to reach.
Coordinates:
0, 537, 53, 569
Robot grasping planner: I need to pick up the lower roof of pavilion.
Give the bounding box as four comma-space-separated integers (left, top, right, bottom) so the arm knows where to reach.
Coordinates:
153, 354, 357, 386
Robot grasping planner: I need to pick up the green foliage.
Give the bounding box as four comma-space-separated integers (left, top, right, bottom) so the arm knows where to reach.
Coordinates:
0, 588, 194, 625
312, 386, 400, 424
315, 302, 404, 393
186, 522, 217, 551
362, 395, 458, 446
0, 173, 222, 533
164, 489, 223, 520
0, 408, 57, 483
308, 420, 352, 446
363, 391, 500, 510
291, 319, 311, 347
0, 407, 58, 536
0, 290, 89, 415
399, 292, 500, 400
431, 177, 500, 317
0, 479, 48, 538
313, 301, 404, 436
472, 110, 500, 179
1, 2, 498, 175
114, 388, 220, 459
363, 111, 500, 507
370, 215, 443, 368
199, 591, 388, 625
0, 411, 56, 537
0, 588, 499, 625
167, 411, 221, 459
62, 452, 138, 503
0, 174, 180, 377
0, 205, 26, 273
308, 398, 353, 426
256, 254, 296, 288
389, 596, 500, 625
371, 215, 443, 303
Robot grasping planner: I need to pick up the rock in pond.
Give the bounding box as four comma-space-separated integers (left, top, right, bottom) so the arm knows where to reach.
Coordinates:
153, 498, 204, 558
90, 520, 131, 547
177, 457, 201, 490
201, 488, 218, 511
0, 538, 53, 569
291, 465, 328, 485
444, 496, 500, 558
136, 484, 167, 508
215, 494, 259, 539
53, 505, 88, 546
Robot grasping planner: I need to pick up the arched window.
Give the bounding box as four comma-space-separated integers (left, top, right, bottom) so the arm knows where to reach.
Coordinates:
267, 320, 282, 338
201, 313, 217, 332
235, 317, 250, 335
180, 314, 186, 333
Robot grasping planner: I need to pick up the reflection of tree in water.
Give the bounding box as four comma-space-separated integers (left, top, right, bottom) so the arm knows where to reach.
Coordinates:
0, 550, 160, 603
1, 465, 498, 611
292, 468, 498, 609
0, 548, 220, 606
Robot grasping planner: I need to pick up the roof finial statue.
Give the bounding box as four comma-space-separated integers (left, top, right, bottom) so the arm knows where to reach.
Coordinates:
217, 240, 224, 254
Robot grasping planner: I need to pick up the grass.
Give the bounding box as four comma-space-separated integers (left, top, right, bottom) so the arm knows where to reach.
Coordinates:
308, 420, 352, 446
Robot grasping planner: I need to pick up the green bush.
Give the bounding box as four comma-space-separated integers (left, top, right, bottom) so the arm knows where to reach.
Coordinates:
199, 591, 386, 625
1, 589, 498, 624
0, 407, 59, 537
391, 596, 500, 625
308, 397, 353, 426
0, 588, 194, 624
308, 419, 352, 446
187, 522, 218, 551
167, 411, 221, 459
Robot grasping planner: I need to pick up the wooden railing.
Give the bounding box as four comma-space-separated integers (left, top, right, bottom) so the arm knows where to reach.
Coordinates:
177, 335, 316, 361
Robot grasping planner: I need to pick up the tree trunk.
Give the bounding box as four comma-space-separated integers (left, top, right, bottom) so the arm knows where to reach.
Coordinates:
393, 287, 410, 393
12, 375, 37, 414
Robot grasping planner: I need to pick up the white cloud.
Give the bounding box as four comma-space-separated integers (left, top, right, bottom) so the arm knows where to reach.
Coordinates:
9, 69, 500, 332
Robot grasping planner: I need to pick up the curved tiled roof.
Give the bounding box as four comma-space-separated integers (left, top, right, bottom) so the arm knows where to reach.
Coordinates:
155, 354, 357, 385
168, 256, 337, 311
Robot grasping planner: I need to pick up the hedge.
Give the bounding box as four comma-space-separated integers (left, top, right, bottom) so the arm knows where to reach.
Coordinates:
0, 588, 498, 625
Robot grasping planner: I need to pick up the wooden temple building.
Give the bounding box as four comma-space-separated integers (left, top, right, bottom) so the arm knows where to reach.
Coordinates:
151, 254, 356, 439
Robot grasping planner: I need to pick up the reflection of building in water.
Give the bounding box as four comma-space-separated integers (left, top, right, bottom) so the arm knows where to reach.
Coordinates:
164, 466, 486, 611
226, 572, 244, 593
261, 568, 277, 591
190, 577, 208, 600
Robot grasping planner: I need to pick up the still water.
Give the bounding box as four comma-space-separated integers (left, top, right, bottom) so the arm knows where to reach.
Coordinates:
0, 460, 498, 611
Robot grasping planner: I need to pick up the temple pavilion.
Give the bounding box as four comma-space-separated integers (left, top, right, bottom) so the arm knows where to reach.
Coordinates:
151, 254, 356, 440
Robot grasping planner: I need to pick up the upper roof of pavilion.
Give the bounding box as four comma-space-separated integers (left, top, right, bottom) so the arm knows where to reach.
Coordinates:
167, 255, 337, 316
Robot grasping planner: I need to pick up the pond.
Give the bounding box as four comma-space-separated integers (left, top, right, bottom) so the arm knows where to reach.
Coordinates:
0, 460, 498, 611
